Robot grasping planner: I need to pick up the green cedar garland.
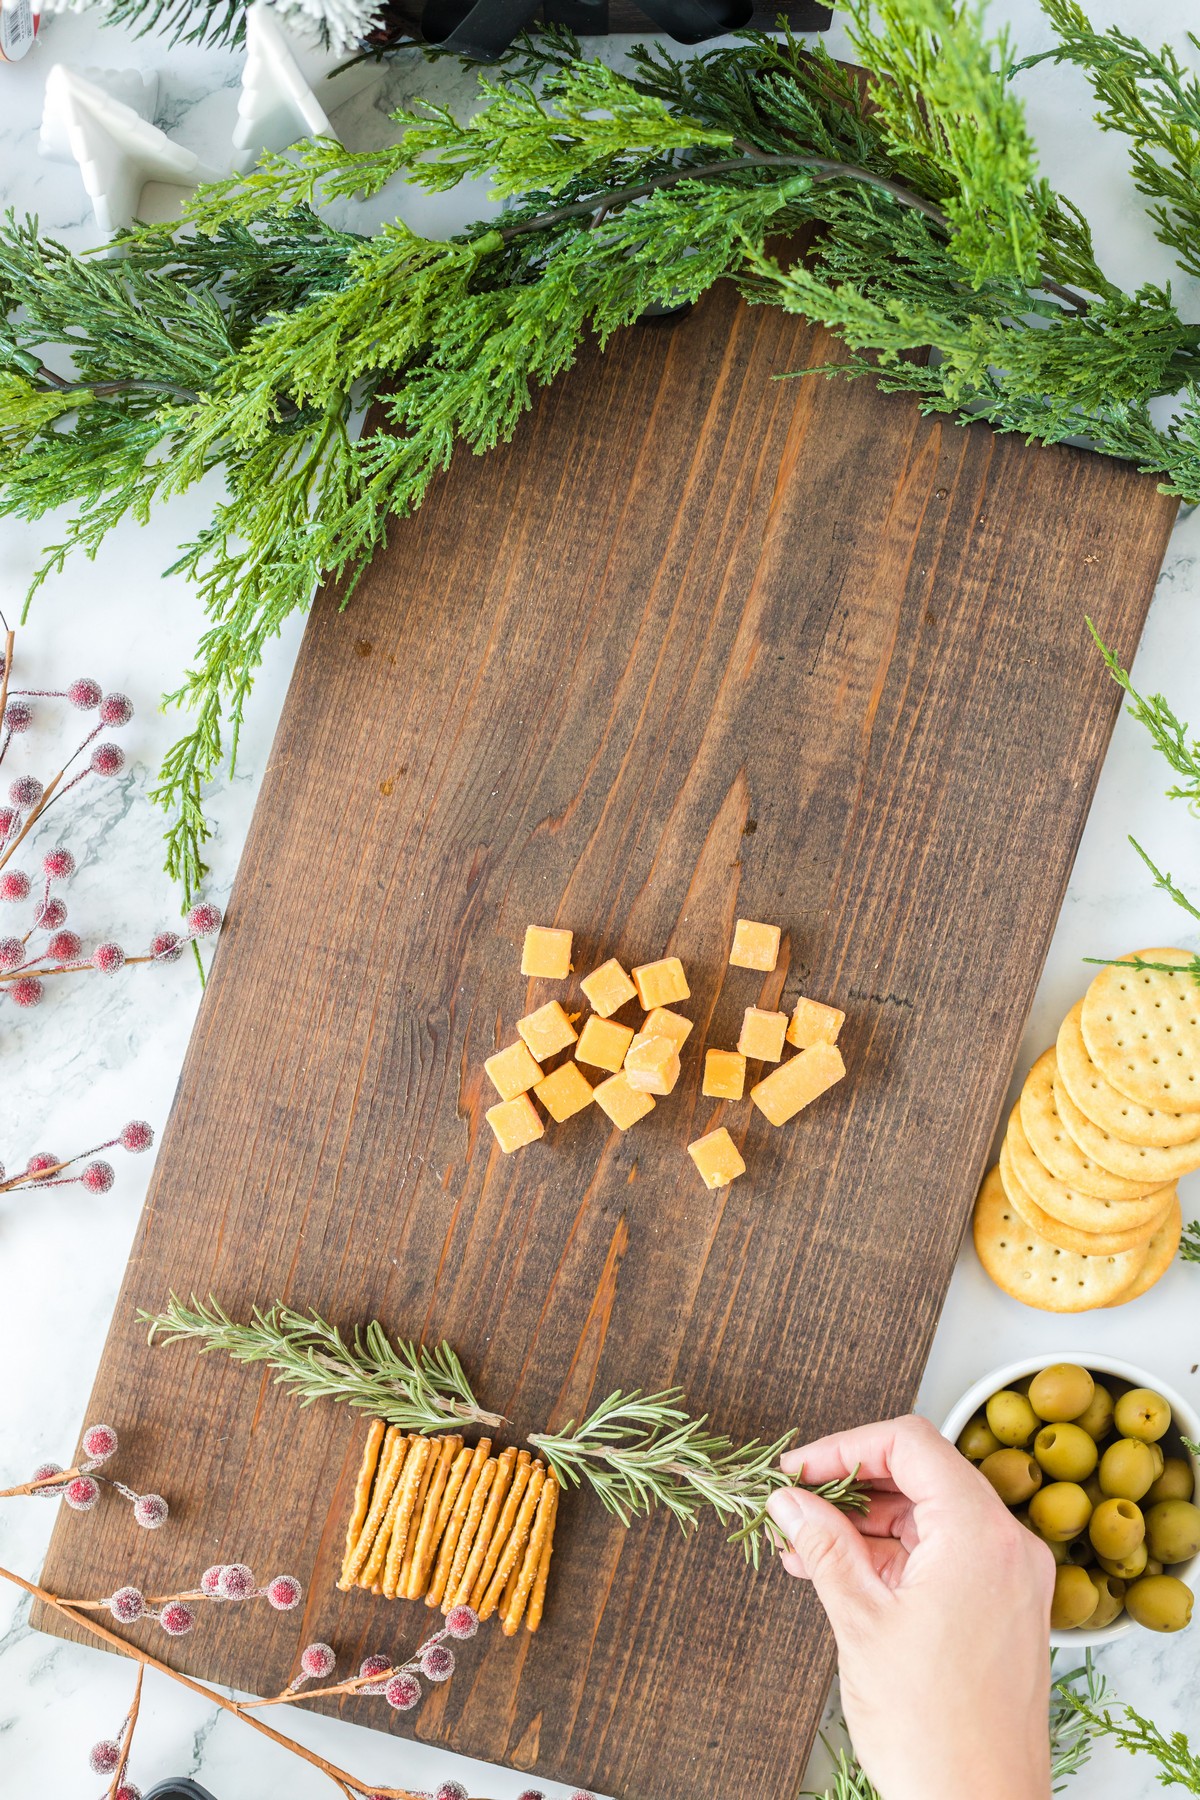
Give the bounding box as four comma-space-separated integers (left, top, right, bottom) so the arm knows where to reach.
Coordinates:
10, 4, 1200, 888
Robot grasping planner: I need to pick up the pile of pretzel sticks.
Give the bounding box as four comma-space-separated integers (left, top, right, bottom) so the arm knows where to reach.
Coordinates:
337, 1421, 559, 1636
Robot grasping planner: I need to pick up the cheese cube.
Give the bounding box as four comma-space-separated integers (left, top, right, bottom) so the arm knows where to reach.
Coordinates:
521, 925, 573, 979
642, 1007, 693, 1051
516, 1001, 578, 1062
730, 918, 780, 972
534, 1060, 595, 1123
632, 956, 690, 1010
580, 957, 637, 1018
703, 1048, 746, 1100
751, 1041, 846, 1126
687, 1126, 746, 1190
593, 1071, 656, 1130
486, 1093, 544, 1152
624, 1034, 680, 1096
485, 1039, 543, 1101
576, 1015, 635, 1073
786, 995, 846, 1051
737, 1006, 788, 1062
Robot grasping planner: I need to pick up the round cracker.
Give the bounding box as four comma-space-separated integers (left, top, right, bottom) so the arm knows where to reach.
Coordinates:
1003, 1113, 1172, 1233
973, 1166, 1148, 1313
999, 1144, 1166, 1255
1053, 1073, 1200, 1186
1056, 1002, 1200, 1148
1081, 949, 1200, 1115
1106, 1192, 1183, 1306
1019, 1048, 1161, 1200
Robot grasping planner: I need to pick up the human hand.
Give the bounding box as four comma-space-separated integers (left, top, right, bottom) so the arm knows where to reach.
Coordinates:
766, 1414, 1055, 1800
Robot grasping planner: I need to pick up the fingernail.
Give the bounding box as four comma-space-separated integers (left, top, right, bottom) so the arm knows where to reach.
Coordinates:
766, 1488, 805, 1534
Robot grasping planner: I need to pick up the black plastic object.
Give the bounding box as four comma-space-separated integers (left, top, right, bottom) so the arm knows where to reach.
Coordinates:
145, 1783, 220, 1800
367, 0, 830, 61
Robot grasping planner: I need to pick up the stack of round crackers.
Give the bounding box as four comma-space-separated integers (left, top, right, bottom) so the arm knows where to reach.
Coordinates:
974, 949, 1200, 1312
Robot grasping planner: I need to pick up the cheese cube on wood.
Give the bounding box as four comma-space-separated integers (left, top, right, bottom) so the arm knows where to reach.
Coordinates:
580, 957, 637, 1018
534, 1060, 595, 1122
751, 1041, 846, 1126
576, 1015, 635, 1073
624, 1034, 680, 1095
521, 925, 573, 979
703, 1048, 746, 1100
485, 1039, 543, 1101
786, 995, 846, 1051
486, 1093, 545, 1152
593, 1070, 656, 1130
516, 1001, 578, 1062
687, 1126, 746, 1190
632, 956, 690, 1010
729, 918, 781, 972
642, 1006, 693, 1051
737, 1006, 788, 1062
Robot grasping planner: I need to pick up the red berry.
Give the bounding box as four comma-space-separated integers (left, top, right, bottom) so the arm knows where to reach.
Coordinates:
116, 1787, 142, 1800
266, 1573, 302, 1611
435, 1784, 468, 1800
158, 1601, 195, 1636
4, 701, 32, 733
25, 1152, 59, 1178
89, 1740, 122, 1774
31, 1460, 64, 1491
65, 1475, 100, 1512
217, 1563, 255, 1599
419, 1643, 454, 1682
90, 743, 125, 777
444, 1604, 478, 1639
35, 897, 67, 930
384, 1671, 421, 1711
516, 1791, 547, 1799
0, 807, 13, 836
133, 1493, 169, 1529
68, 678, 102, 709
0, 936, 24, 969
10, 976, 44, 1007
150, 931, 183, 963
200, 1566, 225, 1596
42, 847, 75, 880
357, 1652, 391, 1693
120, 1120, 154, 1153
92, 942, 126, 973
82, 1160, 115, 1194
0, 870, 30, 902
47, 930, 82, 962
8, 775, 42, 809
100, 693, 133, 727
186, 901, 222, 938
81, 1423, 118, 1462
300, 1642, 336, 1680
107, 1586, 145, 1623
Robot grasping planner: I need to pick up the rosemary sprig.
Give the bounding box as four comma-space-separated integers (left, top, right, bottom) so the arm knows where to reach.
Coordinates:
1056, 1692, 1200, 1793
1089, 621, 1200, 811
1182, 1224, 1200, 1265
141, 1295, 505, 1432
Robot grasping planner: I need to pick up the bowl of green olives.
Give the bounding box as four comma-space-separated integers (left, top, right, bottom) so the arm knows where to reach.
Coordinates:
943, 1355, 1200, 1647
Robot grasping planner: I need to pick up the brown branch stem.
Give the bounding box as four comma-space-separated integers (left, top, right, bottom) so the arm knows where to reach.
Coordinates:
0, 766, 64, 875
109, 1664, 144, 1800
239, 1661, 410, 1710
0, 1464, 82, 1498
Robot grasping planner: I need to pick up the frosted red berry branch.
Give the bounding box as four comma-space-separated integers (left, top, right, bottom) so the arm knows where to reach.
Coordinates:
61, 1561, 303, 1640
239, 1604, 478, 1715
0, 1422, 168, 1529
0, 1118, 153, 1197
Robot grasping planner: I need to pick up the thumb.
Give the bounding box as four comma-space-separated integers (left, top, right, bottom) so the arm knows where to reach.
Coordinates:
767, 1487, 879, 1621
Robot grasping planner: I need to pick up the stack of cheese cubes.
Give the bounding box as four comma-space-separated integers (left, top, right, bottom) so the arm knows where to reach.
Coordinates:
483, 919, 846, 1192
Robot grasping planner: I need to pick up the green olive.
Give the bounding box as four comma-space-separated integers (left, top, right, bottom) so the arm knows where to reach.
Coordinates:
1034, 1422, 1098, 1482
958, 1415, 1003, 1461
1088, 1496, 1145, 1561
1125, 1573, 1195, 1633
1029, 1481, 1093, 1542
1065, 1534, 1096, 1567
1074, 1382, 1116, 1443
980, 1448, 1043, 1506
1050, 1563, 1100, 1630
1147, 1458, 1195, 1505
1146, 1559, 1164, 1577
1145, 1499, 1200, 1566
1084, 1569, 1126, 1629
1113, 1388, 1173, 1444
1098, 1541, 1149, 1581
1083, 1474, 1105, 1511
1098, 1438, 1158, 1501
1148, 1442, 1166, 1481
1028, 1364, 1095, 1423
986, 1390, 1040, 1448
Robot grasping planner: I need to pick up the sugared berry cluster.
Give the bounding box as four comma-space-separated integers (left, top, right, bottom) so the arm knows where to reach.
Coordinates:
85, 1562, 303, 1639
4, 1421, 168, 1528
266, 1604, 481, 1721
0, 1118, 154, 1199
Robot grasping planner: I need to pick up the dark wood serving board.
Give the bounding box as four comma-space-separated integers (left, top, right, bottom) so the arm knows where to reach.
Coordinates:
38, 277, 1175, 1800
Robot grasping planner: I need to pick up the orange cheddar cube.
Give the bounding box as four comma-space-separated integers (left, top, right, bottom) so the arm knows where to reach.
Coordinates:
580, 957, 637, 1018
534, 1060, 594, 1123
737, 1006, 788, 1062
593, 1071, 656, 1130
521, 925, 573, 979
576, 1015, 635, 1073
485, 1039, 543, 1101
751, 1041, 845, 1126
642, 1006, 693, 1052
687, 1126, 746, 1190
729, 918, 780, 972
703, 1048, 746, 1100
632, 957, 690, 1010
624, 1034, 680, 1096
786, 996, 846, 1051
486, 1093, 544, 1152
516, 1001, 578, 1062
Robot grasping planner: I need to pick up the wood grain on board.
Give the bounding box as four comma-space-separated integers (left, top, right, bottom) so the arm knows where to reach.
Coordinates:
37, 276, 1176, 1800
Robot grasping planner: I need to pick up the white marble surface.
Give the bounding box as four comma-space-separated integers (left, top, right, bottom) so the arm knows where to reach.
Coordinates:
0, 5, 1198, 1796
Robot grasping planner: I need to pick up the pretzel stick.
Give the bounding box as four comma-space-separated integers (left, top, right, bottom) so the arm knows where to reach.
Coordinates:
382, 1436, 433, 1598
453, 1445, 516, 1610
525, 1476, 558, 1633
338, 1427, 404, 1591
427, 1439, 492, 1610
469, 1450, 530, 1612
405, 1437, 463, 1599
340, 1419, 386, 1585
501, 1559, 520, 1618
440, 1457, 496, 1613
478, 1461, 546, 1622
360, 1437, 418, 1590
396, 1436, 440, 1598
504, 1471, 558, 1636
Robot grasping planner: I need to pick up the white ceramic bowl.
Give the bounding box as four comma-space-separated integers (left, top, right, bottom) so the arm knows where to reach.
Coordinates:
941, 1352, 1200, 1648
